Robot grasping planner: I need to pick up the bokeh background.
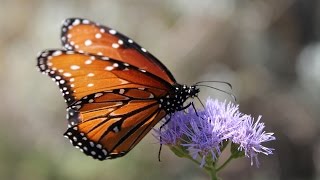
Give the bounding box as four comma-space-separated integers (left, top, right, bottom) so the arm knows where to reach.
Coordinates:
0, 0, 319, 179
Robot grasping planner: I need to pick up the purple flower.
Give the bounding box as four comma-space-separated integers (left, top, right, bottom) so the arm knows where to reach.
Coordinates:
181, 100, 245, 167
231, 115, 275, 166
154, 98, 275, 168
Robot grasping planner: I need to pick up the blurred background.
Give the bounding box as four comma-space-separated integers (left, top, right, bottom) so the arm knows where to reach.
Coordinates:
0, 0, 319, 179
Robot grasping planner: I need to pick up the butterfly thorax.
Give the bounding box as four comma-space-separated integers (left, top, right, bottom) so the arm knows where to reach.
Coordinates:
158, 84, 199, 114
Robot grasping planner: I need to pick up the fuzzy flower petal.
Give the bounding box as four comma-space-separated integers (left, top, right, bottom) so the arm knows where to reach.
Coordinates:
180, 110, 223, 167
231, 115, 276, 166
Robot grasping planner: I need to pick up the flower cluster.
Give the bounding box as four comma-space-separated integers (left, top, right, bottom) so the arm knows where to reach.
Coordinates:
154, 98, 275, 168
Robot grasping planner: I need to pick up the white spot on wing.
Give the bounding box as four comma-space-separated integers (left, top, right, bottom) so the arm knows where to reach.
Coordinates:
109, 29, 117, 34
102, 57, 109, 60
85, 60, 92, 64
87, 73, 94, 77
82, 19, 90, 24
85, 40, 92, 46
87, 83, 94, 87
112, 43, 119, 48
141, 48, 147, 52
90, 141, 94, 147
94, 93, 103, 98
96, 144, 102, 149
72, 19, 80, 26
119, 89, 125, 94
52, 51, 62, 56
113, 126, 119, 132
105, 66, 114, 71
102, 149, 108, 156
70, 65, 80, 70
95, 33, 102, 39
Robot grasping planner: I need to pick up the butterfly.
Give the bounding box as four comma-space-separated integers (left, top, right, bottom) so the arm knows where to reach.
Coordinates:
37, 18, 200, 160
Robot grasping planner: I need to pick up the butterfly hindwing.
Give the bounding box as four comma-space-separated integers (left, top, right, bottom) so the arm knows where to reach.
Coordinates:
64, 88, 166, 159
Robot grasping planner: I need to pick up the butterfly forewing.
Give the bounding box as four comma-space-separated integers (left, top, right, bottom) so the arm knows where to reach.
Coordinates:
37, 50, 171, 106
61, 18, 176, 85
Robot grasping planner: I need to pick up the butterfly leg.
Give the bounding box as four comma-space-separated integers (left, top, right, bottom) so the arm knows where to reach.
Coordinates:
180, 102, 199, 116
191, 102, 199, 116
158, 115, 172, 162
196, 96, 205, 108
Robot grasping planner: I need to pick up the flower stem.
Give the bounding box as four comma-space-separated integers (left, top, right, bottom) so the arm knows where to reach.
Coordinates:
207, 167, 218, 180
216, 154, 234, 172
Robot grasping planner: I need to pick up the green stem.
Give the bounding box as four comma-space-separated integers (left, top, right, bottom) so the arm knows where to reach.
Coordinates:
216, 154, 234, 172
207, 167, 218, 180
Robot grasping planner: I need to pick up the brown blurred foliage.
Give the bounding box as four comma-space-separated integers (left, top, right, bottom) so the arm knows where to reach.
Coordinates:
0, 0, 319, 179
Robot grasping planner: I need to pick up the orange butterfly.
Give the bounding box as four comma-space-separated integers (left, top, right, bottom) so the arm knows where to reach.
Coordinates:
37, 18, 199, 160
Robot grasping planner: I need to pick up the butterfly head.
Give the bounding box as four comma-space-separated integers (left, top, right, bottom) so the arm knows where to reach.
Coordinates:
187, 85, 200, 98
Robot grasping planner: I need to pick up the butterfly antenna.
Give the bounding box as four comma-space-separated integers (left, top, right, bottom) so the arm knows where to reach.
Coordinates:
195, 80, 232, 90
195, 84, 237, 102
